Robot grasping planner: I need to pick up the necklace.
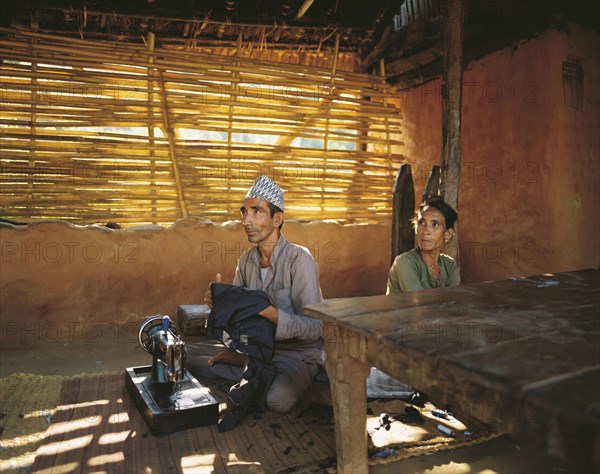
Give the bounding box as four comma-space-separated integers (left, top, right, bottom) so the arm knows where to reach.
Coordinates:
424, 258, 440, 275
423, 257, 441, 286
417, 248, 441, 287
428, 268, 441, 288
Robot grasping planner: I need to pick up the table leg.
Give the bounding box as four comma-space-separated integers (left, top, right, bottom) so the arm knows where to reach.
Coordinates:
324, 323, 370, 473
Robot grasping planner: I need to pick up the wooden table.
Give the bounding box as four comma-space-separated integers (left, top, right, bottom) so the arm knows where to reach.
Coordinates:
305, 268, 600, 473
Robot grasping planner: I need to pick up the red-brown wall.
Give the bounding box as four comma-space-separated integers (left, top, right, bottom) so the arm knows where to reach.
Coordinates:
395, 23, 599, 283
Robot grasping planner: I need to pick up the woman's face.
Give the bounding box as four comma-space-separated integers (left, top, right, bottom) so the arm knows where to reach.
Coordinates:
415, 206, 451, 252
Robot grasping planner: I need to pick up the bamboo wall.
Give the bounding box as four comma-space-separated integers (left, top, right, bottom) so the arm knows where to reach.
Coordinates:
0, 28, 405, 226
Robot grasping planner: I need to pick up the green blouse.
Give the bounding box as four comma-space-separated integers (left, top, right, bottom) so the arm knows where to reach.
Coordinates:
386, 247, 459, 294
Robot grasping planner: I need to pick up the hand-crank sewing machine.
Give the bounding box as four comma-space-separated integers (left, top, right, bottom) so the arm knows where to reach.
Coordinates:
125, 315, 218, 435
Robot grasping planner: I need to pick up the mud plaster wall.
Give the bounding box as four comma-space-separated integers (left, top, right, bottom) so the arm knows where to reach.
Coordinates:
394, 23, 599, 283
0, 219, 390, 327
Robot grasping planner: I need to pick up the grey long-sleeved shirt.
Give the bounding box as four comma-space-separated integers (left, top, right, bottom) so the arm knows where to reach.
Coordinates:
233, 234, 324, 364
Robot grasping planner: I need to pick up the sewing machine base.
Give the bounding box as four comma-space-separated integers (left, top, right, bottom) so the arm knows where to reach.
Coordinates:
125, 366, 219, 436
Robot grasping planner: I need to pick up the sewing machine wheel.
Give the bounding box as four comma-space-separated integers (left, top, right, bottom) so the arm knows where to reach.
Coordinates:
138, 316, 178, 354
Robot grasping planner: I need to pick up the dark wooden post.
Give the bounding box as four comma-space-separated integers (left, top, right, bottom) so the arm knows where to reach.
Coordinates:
391, 164, 415, 264
423, 165, 441, 201
439, 0, 464, 260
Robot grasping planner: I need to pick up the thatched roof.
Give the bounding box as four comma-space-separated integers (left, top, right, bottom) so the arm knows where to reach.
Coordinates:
2, 1, 401, 53
4, 1, 598, 80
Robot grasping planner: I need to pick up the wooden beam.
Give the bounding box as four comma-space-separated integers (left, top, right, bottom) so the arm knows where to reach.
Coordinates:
358, 23, 399, 73
157, 68, 188, 218
439, 0, 463, 260
386, 42, 444, 78
367, 0, 407, 51
322, 324, 370, 474
423, 164, 441, 201
321, 33, 340, 212
379, 58, 392, 160
389, 59, 442, 91
359, 11, 434, 74
147, 32, 157, 223
391, 163, 415, 264
295, 0, 316, 20
28, 10, 39, 202
226, 33, 242, 207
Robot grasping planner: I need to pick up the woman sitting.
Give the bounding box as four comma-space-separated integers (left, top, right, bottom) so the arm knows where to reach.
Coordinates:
368, 197, 459, 401
387, 197, 459, 294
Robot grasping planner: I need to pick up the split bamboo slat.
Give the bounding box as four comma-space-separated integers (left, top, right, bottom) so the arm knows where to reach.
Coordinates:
0, 28, 405, 225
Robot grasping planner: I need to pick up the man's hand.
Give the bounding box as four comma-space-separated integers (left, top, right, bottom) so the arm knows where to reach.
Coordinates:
208, 351, 248, 367
259, 305, 279, 324
203, 273, 222, 308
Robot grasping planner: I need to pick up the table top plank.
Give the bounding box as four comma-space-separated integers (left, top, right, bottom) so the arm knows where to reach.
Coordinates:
522, 366, 600, 423
434, 331, 599, 394
305, 286, 482, 322
306, 269, 599, 324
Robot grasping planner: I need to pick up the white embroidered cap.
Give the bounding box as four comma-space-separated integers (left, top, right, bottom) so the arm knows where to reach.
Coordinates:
245, 175, 284, 211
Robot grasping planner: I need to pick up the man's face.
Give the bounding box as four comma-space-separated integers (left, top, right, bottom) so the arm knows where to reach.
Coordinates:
240, 198, 281, 244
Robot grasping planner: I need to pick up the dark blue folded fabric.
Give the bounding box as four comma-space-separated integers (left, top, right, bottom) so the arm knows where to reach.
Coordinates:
207, 283, 276, 432
207, 283, 275, 361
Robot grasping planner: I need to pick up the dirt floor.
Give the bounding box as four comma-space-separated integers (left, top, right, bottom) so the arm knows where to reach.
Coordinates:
0, 329, 587, 474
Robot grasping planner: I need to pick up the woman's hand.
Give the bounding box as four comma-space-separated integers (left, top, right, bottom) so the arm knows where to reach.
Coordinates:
203, 273, 222, 308
207, 351, 248, 367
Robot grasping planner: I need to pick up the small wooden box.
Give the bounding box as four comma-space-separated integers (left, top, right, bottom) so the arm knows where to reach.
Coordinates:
177, 304, 211, 336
